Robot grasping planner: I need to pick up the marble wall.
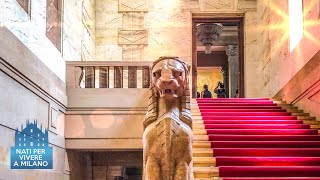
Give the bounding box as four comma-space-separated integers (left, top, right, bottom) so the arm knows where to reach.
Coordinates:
257, 0, 320, 97
0, 27, 69, 179
244, 11, 260, 97
255, 0, 320, 120
94, 0, 260, 97
63, 0, 96, 62
0, 0, 96, 81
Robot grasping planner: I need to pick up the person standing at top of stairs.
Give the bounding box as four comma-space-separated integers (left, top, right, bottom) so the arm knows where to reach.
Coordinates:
201, 84, 212, 98
214, 82, 226, 98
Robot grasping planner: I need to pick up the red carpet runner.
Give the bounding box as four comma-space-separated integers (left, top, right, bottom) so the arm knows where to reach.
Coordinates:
196, 98, 320, 179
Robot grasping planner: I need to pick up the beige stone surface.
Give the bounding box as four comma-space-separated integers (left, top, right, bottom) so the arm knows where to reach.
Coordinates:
63, 0, 96, 62
118, 0, 147, 12
66, 139, 143, 149
0, 163, 69, 180
274, 51, 320, 121
96, 28, 118, 44
258, 0, 320, 97
67, 88, 148, 108
96, 44, 123, 61
0, 63, 68, 180
123, 45, 145, 61
0, 27, 67, 105
200, 0, 234, 11
63, 0, 83, 62
122, 12, 145, 29
65, 112, 144, 143
0, 5, 69, 177
96, 0, 119, 13
96, 12, 122, 29
118, 29, 148, 45
244, 11, 261, 97
0, 0, 66, 81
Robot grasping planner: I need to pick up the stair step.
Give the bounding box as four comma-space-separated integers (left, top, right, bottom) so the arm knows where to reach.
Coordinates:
204, 124, 310, 129
193, 166, 219, 178
193, 98, 320, 179
202, 116, 297, 120
194, 157, 216, 166
207, 135, 320, 141
206, 129, 318, 135
297, 116, 316, 120
193, 129, 208, 135
194, 135, 209, 141
210, 141, 320, 148
193, 148, 213, 157
193, 141, 211, 148
219, 166, 320, 177
292, 112, 309, 116
279, 104, 298, 109
303, 120, 319, 125
286, 109, 304, 113
215, 157, 320, 166
213, 148, 320, 157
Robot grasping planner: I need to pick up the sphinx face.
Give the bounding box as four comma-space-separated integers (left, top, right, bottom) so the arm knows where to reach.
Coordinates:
152, 59, 187, 100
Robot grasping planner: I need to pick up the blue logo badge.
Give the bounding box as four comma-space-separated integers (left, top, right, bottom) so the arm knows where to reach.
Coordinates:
10, 120, 53, 169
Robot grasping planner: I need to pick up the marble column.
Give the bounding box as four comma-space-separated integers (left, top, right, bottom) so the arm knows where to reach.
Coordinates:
226, 45, 239, 98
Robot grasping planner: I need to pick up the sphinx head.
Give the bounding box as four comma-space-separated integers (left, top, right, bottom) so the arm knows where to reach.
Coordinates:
151, 57, 189, 101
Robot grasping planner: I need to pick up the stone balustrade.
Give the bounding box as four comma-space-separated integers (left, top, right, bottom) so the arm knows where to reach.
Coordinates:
66, 61, 152, 89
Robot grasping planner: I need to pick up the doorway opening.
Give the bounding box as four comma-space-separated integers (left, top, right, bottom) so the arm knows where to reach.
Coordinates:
192, 17, 245, 98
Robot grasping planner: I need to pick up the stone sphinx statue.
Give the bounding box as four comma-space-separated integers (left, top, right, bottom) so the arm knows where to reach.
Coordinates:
143, 56, 193, 180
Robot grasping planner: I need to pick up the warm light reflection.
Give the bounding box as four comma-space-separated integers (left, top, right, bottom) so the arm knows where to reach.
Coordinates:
245, 0, 319, 54
163, 0, 175, 7
288, 0, 303, 52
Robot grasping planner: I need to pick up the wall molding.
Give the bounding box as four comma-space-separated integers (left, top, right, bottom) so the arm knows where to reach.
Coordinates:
0, 57, 67, 111
291, 79, 320, 105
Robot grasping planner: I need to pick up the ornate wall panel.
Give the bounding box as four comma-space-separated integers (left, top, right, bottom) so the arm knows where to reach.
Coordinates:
118, 29, 148, 45
118, 0, 147, 12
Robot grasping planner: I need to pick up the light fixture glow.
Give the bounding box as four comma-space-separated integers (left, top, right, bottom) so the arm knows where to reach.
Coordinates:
205, 44, 211, 54
288, 0, 303, 52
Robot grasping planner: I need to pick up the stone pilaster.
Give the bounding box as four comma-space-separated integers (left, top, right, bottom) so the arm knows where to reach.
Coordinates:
226, 45, 238, 98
